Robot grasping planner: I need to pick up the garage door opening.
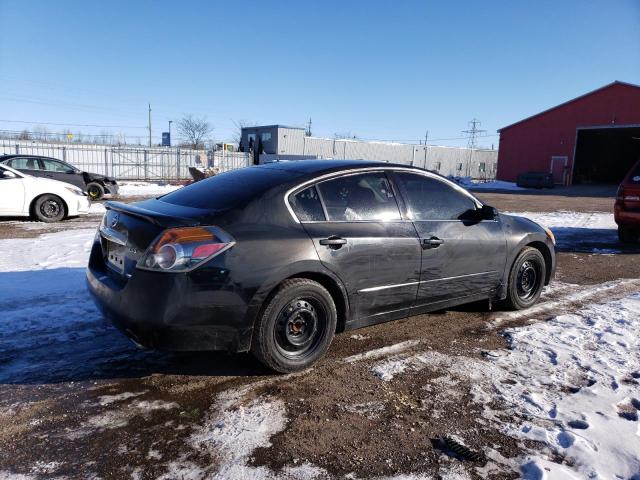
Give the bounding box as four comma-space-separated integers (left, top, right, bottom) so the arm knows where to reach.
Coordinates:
573, 126, 640, 184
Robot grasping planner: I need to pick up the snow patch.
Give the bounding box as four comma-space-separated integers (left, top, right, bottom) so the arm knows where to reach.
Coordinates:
370, 294, 640, 478
343, 340, 420, 363
117, 182, 182, 197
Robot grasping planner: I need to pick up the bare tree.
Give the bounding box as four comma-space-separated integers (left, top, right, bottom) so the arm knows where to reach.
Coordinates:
18, 129, 31, 140
177, 114, 213, 149
231, 119, 257, 150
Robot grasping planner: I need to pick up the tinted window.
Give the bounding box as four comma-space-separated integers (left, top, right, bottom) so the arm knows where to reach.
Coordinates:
317, 172, 401, 221
41, 159, 71, 172
394, 172, 476, 220
160, 167, 295, 210
8, 157, 40, 170
290, 186, 325, 221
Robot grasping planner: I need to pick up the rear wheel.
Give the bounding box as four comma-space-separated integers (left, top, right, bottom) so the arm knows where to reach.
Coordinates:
33, 194, 66, 222
251, 278, 336, 373
87, 182, 104, 200
502, 247, 546, 310
618, 225, 639, 243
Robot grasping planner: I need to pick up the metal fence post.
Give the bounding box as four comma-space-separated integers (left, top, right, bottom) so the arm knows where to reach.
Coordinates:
143, 149, 148, 181
15, 144, 19, 154
62, 146, 66, 163
176, 148, 180, 182
104, 148, 108, 177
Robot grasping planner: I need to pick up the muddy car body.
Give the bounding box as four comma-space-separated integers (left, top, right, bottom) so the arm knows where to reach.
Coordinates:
615, 160, 640, 242
87, 160, 556, 372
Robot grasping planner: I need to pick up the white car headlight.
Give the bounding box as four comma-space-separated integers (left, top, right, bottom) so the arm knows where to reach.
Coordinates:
64, 186, 85, 196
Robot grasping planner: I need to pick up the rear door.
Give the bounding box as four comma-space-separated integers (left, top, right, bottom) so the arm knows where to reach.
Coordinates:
5, 157, 43, 178
290, 171, 422, 325
391, 171, 506, 312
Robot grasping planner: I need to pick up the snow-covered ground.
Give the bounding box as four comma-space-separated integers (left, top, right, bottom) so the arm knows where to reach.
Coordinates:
371, 295, 640, 478
455, 177, 527, 191
505, 210, 620, 253
0, 228, 167, 384
117, 182, 182, 197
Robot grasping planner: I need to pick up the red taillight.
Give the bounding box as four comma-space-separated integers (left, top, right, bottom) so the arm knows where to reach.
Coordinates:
138, 226, 235, 272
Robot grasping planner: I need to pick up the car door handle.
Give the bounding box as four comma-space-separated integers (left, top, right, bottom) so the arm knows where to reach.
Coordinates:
319, 236, 347, 248
422, 237, 444, 249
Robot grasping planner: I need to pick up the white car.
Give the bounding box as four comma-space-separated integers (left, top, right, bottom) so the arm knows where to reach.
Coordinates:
0, 164, 90, 222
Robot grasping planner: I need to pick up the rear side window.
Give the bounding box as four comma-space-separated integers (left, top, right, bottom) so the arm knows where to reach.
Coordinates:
290, 186, 325, 221
160, 167, 294, 210
8, 157, 40, 170
316, 172, 401, 221
394, 172, 476, 220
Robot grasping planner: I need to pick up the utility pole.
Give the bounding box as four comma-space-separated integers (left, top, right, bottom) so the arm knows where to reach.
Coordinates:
462, 119, 486, 177
305, 118, 312, 137
148, 103, 152, 147
424, 130, 429, 145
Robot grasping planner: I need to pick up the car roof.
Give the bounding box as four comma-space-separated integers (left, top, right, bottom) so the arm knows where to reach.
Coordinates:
0, 154, 66, 162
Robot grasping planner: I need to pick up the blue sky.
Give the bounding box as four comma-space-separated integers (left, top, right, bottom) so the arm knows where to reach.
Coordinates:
0, 0, 639, 147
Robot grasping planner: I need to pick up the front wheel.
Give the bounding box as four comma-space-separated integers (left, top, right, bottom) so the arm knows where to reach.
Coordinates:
502, 247, 546, 310
33, 194, 66, 222
251, 278, 337, 373
87, 182, 105, 200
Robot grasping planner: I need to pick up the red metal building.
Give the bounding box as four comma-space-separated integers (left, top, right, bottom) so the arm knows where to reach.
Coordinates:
496, 81, 640, 185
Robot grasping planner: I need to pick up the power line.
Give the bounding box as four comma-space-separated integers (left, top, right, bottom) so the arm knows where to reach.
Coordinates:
0, 119, 148, 129
462, 118, 487, 149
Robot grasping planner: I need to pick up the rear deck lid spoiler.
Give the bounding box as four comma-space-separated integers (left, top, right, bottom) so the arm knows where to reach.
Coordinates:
104, 201, 202, 228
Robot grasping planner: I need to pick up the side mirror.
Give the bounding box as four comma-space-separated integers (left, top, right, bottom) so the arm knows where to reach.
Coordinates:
480, 204, 498, 220
1, 170, 17, 179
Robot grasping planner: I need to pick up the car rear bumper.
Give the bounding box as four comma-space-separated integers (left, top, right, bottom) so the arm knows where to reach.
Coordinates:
615, 208, 640, 226
86, 239, 253, 352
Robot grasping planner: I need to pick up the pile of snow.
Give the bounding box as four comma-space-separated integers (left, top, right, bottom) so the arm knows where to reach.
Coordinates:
117, 182, 182, 197
371, 294, 640, 478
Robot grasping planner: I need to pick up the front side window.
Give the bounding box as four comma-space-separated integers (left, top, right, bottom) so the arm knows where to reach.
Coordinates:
41, 159, 71, 172
8, 157, 40, 170
316, 172, 401, 221
290, 186, 325, 221
394, 172, 476, 221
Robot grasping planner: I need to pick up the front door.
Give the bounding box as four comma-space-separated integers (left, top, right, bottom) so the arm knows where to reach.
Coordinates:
391, 171, 507, 312
39, 158, 85, 189
550, 156, 568, 185
0, 169, 26, 214
290, 171, 422, 325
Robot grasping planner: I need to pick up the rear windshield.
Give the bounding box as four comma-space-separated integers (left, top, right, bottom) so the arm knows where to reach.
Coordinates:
159, 167, 295, 210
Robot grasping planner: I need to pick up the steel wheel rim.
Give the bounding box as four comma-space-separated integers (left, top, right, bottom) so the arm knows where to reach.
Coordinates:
88, 186, 100, 199
274, 298, 325, 359
40, 199, 61, 218
516, 259, 541, 300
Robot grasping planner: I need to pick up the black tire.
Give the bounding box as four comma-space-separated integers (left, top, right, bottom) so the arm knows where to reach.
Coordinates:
33, 194, 66, 223
502, 247, 546, 310
618, 225, 639, 243
251, 278, 337, 373
87, 182, 105, 200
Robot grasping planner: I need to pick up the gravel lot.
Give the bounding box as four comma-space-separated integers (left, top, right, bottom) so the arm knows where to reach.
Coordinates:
0, 188, 638, 479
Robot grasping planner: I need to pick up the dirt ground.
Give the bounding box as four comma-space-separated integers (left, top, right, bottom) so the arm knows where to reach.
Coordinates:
0, 189, 638, 479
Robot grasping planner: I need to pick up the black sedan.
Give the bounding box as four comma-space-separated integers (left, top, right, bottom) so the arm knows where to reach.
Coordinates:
0, 154, 119, 199
87, 160, 556, 372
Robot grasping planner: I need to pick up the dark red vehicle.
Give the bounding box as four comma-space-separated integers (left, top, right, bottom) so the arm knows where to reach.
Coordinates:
615, 160, 640, 243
